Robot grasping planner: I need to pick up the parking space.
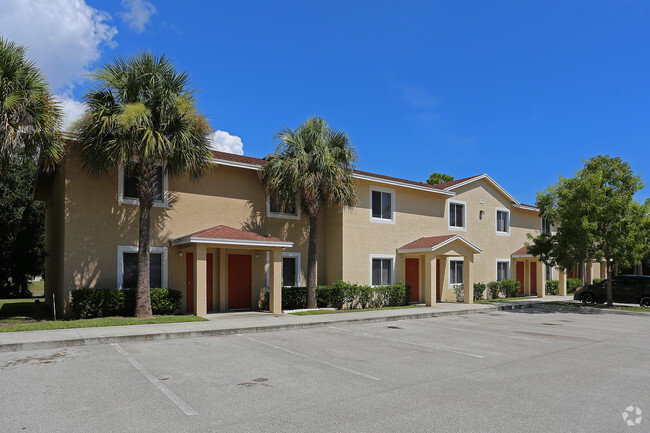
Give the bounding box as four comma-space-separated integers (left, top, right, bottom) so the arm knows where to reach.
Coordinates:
1, 309, 648, 432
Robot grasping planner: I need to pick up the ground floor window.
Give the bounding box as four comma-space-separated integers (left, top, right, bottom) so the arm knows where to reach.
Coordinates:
450, 260, 464, 285
497, 261, 509, 281
118, 246, 168, 289
545, 264, 553, 281
371, 256, 394, 286
282, 252, 301, 287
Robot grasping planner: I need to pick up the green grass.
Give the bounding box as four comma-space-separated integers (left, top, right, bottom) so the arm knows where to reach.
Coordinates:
475, 296, 536, 303
28, 280, 44, 296
291, 305, 424, 316
0, 297, 207, 332
545, 301, 649, 313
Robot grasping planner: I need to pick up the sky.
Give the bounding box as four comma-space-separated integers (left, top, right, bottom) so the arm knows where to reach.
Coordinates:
1, 0, 649, 205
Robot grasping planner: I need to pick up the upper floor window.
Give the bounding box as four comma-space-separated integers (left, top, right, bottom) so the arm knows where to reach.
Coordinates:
118, 164, 168, 207
267, 194, 300, 220
448, 200, 466, 230
369, 186, 395, 224
496, 208, 510, 235
542, 218, 552, 234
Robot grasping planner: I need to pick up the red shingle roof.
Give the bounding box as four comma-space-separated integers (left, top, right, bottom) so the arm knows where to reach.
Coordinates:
399, 235, 456, 250
513, 245, 529, 256
173, 225, 286, 243
211, 150, 267, 166
354, 169, 447, 191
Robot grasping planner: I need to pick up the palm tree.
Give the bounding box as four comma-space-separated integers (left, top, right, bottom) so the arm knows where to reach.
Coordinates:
261, 117, 357, 309
74, 52, 212, 317
0, 36, 62, 169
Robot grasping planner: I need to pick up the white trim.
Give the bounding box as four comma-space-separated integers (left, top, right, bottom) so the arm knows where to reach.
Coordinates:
512, 203, 539, 212
212, 158, 261, 171
118, 164, 169, 208
443, 174, 519, 205
355, 173, 455, 196
117, 245, 168, 289
170, 236, 293, 248
266, 194, 301, 220
496, 259, 510, 281
449, 258, 465, 286
369, 254, 396, 286
397, 234, 483, 254
495, 207, 510, 236
447, 199, 467, 232
369, 185, 396, 224
281, 252, 301, 287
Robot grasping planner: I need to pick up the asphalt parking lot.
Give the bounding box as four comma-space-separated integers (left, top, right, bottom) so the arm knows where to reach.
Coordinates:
1, 308, 648, 433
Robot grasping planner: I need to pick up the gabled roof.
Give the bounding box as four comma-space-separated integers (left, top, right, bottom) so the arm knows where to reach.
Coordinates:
397, 234, 482, 254
434, 173, 520, 205
512, 245, 535, 258
170, 225, 293, 248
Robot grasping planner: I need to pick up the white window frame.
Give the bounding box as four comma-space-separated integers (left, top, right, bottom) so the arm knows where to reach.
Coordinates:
449, 257, 465, 286
495, 207, 510, 236
369, 185, 396, 224
281, 252, 301, 287
266, 194, 301, 220
117, 246, 168, 289
369, 254, 396, 286
118, 164, 169, 208
496, 259, 510, 281
447, 199, 467, 231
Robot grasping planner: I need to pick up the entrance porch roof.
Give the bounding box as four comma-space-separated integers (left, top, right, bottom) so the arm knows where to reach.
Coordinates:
170, 225, 293, 248
397, 234, 482, 254
512, 245, 534, 258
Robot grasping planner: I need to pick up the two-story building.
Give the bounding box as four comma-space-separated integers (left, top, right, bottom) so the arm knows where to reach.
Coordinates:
36, 145, 569, 318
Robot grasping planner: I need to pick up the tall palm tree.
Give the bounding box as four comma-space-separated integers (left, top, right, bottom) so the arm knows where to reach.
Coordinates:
261, 117, 357, 309
0, 36, 62, 169
74, 52, 212, 317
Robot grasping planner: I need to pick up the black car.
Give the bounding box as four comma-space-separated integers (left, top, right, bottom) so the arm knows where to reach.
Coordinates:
574, 275, 650, 307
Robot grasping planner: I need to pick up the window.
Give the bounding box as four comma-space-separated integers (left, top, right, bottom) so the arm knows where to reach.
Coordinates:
117, 246, 168, 289
369, 186, 395, 223
370, 255, 394, 285
267, 194, 300, 219
281, 252, 301, 287
450, 260, 464, 285
448, 200, 466, 230
541, 218, 552, 234
118, 164, 168, 207
496, 208, 510, 235
545, 264, 553, 281
497, 261, 509, 281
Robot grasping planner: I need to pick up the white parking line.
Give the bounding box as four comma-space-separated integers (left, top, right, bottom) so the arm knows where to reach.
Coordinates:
111, 343, 198, 416
328, 326, 485, 359
238, 334, 381, 381
438, 325, 554, 344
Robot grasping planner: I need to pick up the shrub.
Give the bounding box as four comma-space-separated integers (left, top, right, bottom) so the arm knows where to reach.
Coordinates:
499, 279, 520, 298
281, 281, 411, 310
71, 288, 183, 319
545, 280, 559, 295
281, 286, 307, 310
452, 284, 464, 302
567, 278, 582, 294
487, 281, 501, 299
473, 282, 486, 301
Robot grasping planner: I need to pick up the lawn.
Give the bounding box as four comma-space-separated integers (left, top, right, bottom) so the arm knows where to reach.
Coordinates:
28, 280, 45, 297
0, 297, 207, 332
545, 301, 649, 313
475, 296, 536, 303
290, 305, 424, 316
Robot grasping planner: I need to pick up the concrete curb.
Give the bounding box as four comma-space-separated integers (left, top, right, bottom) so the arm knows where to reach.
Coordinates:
0, 303, 536, 353
530, 303, 650, 317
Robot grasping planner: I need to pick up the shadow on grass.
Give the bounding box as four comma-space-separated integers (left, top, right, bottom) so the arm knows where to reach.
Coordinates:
0, 298, 50, 322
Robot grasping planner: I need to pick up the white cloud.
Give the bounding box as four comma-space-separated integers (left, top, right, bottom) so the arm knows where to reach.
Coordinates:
121, 0, 156, 33
0, 0, 117, 131
208, 130, 245, 155
56, 96, 86, 131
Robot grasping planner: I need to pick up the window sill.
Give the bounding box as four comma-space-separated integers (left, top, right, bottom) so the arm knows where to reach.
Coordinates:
370, 217, 396, 225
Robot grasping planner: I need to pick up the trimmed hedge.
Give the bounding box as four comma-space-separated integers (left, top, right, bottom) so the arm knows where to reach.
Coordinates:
487, 279, 521, 299
281, 281, 411, 310
71, 288, 182, 319
545, 279, 559, 295
473, 282, 486, 301
567, 278, 582, 294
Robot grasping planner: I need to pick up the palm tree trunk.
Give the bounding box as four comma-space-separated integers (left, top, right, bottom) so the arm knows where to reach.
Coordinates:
306, 213, 318, 309
135, 162, 156, 317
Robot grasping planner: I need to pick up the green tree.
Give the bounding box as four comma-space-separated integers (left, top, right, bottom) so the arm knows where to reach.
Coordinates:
74, 53, 212, 317
0, 36, 62, 169
426, 172, 454, 185
260, 117, 357, 309
528, 155, 645, 306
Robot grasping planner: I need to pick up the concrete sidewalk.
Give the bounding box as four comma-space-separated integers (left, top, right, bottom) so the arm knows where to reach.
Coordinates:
0, 296, 573, 352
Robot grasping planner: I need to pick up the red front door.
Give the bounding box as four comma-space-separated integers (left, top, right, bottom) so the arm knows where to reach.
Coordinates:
405, 258, 420, 303
207, 253, 213, 312
228, 254, 252, 310
530, 262, 537, 295
517, 262, 525, 295
436, 259, 441, 301
186, 253, 194, 313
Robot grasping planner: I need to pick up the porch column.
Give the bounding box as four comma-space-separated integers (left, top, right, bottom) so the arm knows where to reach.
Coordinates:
600, 262, 607, 280
524, 260, 531, 296
463, 255, 473, 304
269, 248, 282, 313
536, 260, 545, 298
193, 244, 207, 317
439, 256, 449, 301
219, 248, 227, 312
424, 252, 436, 306
558, 269, 567, 296
586, 262, 593, 285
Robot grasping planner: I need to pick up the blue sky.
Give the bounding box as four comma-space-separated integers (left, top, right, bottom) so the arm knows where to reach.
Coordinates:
2, 0, 649, 205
